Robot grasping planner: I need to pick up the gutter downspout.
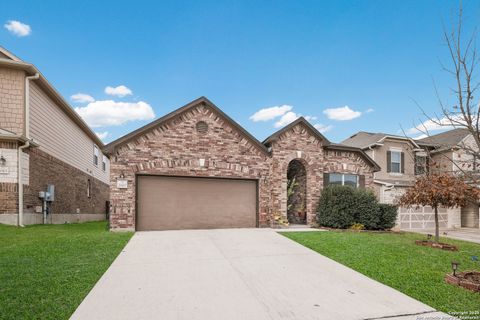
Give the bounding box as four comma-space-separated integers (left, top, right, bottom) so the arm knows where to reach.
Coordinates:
18, 73, 39, 227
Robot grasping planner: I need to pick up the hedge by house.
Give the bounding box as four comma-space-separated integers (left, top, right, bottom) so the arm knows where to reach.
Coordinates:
317, 185, 397, 230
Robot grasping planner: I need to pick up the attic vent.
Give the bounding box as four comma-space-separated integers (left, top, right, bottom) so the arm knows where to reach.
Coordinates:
196, 121, 208, 134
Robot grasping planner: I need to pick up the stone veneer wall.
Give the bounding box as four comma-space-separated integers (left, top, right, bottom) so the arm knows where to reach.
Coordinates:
0, 68, 24, 135
109, 103, 376, 230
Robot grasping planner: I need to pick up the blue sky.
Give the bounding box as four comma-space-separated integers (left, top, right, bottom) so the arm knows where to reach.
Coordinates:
1, 0, 479, 144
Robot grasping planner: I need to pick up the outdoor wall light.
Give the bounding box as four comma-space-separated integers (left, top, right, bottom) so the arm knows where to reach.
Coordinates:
451, 261, 460, 276
0, 156, 6, 166
119, 172, 125, 179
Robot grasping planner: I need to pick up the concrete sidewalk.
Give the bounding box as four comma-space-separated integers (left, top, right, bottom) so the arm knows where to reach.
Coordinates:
71, 229, 447, 320
413, 228, 480, 244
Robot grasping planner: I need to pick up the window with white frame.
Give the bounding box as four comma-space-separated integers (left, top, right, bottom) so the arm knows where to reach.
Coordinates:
93, 145, 99, 166
327, 173, 359, 188
390, 150, 402, 173
102, 155, 107, 171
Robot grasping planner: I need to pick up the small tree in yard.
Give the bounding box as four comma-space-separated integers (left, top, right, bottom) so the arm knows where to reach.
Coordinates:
399, 173, 479, 243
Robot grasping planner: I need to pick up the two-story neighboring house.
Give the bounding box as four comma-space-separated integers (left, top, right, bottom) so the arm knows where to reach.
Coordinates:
341, 131, 451, 230
418, 128, 479, 229
0, 47, 109, 226
343, 129, 480, 231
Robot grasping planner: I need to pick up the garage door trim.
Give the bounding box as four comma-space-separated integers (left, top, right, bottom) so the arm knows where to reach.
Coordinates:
135, 174, 260, 231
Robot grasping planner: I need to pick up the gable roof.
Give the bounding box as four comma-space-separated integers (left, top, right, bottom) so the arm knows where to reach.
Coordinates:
262, 119, 380, 171
416, 128, 471, 148
324, 143, 381, 171
262, 117, 331, 146
342, 131, 420, 149
104, 96, 270, 155
0, 47, 21, 61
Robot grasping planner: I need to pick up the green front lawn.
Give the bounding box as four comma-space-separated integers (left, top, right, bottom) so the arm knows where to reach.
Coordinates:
0, 221, 133, 320
282, 231, 480, 316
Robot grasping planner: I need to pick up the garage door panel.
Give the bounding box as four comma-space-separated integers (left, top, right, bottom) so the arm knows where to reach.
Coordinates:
461, 203, 480, 228
137, 176, 257, 231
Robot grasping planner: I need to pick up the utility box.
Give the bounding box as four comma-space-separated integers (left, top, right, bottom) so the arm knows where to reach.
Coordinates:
46, 185, 55, 202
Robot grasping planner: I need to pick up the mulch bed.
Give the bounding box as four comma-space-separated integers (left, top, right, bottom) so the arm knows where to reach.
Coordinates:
445, 271, 480, 292
414, 240, 458, 251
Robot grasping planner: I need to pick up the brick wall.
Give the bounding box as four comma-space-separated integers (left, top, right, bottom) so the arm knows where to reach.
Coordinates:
0, 182, 17, 214
109, 104, 271, 230
0, 141, 18, 215
109, 102, 376, 230
24, 148, 109, 216
0, 68, 24, 135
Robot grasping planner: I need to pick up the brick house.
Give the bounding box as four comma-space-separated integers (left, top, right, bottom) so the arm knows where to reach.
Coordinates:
105, 97, 379, 231
0, 47, 109, 225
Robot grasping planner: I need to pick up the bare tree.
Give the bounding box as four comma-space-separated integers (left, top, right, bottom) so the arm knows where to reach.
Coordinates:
413, 4, 480, 182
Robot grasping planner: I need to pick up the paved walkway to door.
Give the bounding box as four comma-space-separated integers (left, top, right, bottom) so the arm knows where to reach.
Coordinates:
71, 229, 447, 320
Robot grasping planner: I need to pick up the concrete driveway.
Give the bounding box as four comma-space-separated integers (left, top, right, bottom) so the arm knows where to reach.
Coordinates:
71, 229, 445, 320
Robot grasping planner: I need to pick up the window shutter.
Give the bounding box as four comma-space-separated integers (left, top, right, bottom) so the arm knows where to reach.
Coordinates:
386, 151, 391, 172
401, 152, 405, 173
359, 175, 365, 189
323, 173, 329, 188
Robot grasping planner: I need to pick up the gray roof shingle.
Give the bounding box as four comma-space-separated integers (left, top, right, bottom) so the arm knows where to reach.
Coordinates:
416, 128, 471, 147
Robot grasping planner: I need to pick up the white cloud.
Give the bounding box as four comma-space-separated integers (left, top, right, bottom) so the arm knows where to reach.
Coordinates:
75, 100, 155, 127
71, 93, 95, 103
105, 85, 133, 97
413, 133, 428, 140
365, 108, 374, 113
250, 105, 292, 122
4, 20, 31, 37
314, 123, 333, 133
406, 116, 460, 135
95, 131, 109, 140
323, 106, 362, 121
274, 111, 300, 128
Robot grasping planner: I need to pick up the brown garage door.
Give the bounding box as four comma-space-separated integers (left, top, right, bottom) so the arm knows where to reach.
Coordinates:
136, 176, 257, 231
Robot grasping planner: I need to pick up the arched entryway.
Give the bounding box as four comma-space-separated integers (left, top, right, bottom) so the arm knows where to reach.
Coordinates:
287, 159, 307, 224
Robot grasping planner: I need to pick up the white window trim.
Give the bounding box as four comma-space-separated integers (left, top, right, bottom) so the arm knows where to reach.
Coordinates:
93, 144, 99, 167
102, 155, 107, 172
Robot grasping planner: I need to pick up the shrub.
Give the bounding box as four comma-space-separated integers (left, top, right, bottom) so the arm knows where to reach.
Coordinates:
317, 185, 398, 230
350, 223, 365, 231
316, 185, 356, 228
353, 189, 380, 230
377, 203, 398, 230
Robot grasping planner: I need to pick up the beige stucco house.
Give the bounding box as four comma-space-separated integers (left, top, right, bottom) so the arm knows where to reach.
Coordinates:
0, 47, 110, 226
418, 129, 479, 229
343, 129, 480, 230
